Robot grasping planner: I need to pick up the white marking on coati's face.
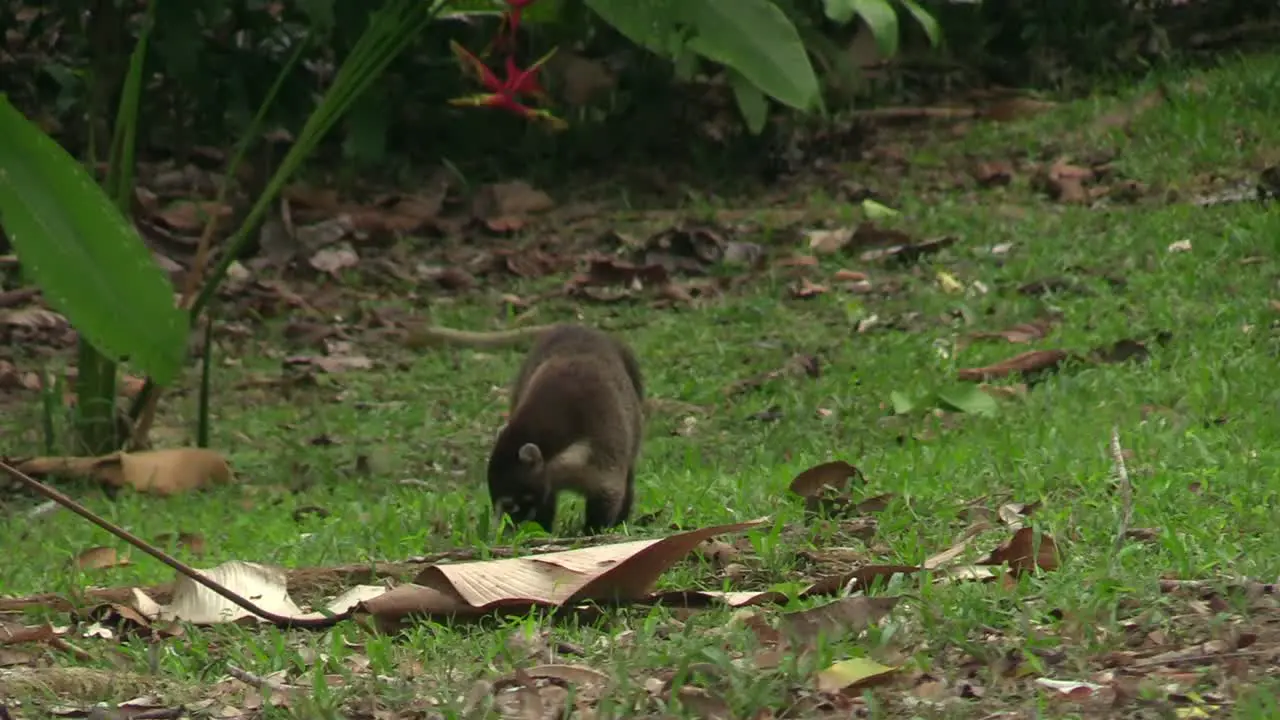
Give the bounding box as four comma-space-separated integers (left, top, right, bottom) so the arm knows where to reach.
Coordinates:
491, 443, 551, 528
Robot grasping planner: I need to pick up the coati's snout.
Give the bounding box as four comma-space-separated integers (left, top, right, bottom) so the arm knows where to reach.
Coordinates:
488, 441, 551, 529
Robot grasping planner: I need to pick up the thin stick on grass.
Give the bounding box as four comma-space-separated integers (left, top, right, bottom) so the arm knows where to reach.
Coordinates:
1110, 426, 1133, 555
0, 460, 341, 629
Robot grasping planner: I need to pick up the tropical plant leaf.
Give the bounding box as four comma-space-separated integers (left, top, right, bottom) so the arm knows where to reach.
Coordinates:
685, 0, 820, 111
898, 0, 942, 47
582, 0, 682, 54
0, 97, 188, 386
851, 0, 900, 57
727, 66, 770, 134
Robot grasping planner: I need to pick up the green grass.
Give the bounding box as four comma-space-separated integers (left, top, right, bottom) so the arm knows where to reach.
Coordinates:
4, 52, 1280, 719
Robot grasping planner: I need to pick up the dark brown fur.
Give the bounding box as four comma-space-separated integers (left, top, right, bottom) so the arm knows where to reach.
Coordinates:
486, 324, 644, 535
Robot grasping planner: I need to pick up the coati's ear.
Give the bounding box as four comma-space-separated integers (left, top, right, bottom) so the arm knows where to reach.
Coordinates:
518, 442, 544, 466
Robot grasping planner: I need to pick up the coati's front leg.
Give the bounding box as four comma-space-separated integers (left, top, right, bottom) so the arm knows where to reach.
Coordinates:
533, 495, 557, 534
582, 471, 632, 535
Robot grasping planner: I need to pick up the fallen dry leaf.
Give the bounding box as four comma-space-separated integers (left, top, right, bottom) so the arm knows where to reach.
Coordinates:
956, 350, 1072, 382
11, 448, 233, 495
814, 656, 899, 693
1041, 159, 1094, 204
153, 532, 208, 556
779, 596, 900, 649
965, 319, 1055, 345
859, 235, 957, 265
283, 354, 374, 374
788, 460, 865, 500
308, 242, 360, 276
153, 200, 232, 233
73, 546, 131, 571
0, 620, 58, 645
0, 306, 67, 330
472, 180, 554, 229
790, 278, 828, 299
978, 527, 1060, 574
806, 227, 855, 254
832, 269, 867, 282
361, 518, 770, 624
973, 160, 1014, 188
725, 354, 821, 396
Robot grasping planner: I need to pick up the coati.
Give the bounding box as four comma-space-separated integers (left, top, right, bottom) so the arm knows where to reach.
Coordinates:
486, 323, 644, 535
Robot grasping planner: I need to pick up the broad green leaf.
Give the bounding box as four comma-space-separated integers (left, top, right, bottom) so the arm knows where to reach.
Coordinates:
851, 0, 900, 58
0, 97, 188, 386
727, 67, 769, 135
815, 656, 899, 692
898, 0, 942, 47
889, 390, 916, 415
822, 0, 858, 24
685, 0, 820, 111
862, 197, 899, 219
935, 385, 999, 417
583, 0, 681, 54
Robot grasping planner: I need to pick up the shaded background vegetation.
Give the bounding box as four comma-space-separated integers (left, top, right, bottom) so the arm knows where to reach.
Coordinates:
2, 0, 1277, 192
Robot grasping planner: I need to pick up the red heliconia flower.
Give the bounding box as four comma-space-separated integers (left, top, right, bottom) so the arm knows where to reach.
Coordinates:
448, 41, 564, 129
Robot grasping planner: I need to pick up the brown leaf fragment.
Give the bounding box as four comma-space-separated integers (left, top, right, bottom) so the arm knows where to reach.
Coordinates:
1040, 159, 1095, 203
1124, 528, 1161, 543
957, 349, 1071, 382
966, 319, 1054, 345
12, 448, 234, 496
0, 620, 57, 645
779, 596, 900, 648
153, 200, 232, 233
790, 278, 828, 299
788, 460, 865, 499
806, 227, 855, 254
694, 539, 740, 568
725, 354, 821, 396
978, 527, 1060, 574
154, 532, 207, 556
580, 257, 670, 287
640, 223, 728, 272
853, 493, 893, 514
283, 354, 373, 374
73, 546, 131, 570
997, 501, 1040, 526
308, 242, 359, 276
471, 180, 554, 224
849, 221, 915, 251
859, 235, 957, 265
832, 269, 867, 282
0, 306, 67, 330
973, 160, 1014, 188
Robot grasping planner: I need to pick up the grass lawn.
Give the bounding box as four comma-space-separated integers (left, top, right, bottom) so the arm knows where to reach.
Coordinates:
3, 52, 1280, 719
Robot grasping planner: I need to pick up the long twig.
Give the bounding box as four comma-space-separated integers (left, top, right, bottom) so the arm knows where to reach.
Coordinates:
1110, 426, 1133, 555
0, 461, 340, 628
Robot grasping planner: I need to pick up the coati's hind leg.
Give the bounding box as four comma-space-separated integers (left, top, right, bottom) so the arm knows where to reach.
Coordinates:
583, 470, 631, 535
618, 468, 635, 524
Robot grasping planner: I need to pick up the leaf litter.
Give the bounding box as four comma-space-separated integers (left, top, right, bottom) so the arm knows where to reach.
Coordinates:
5, 79, 1279, 720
